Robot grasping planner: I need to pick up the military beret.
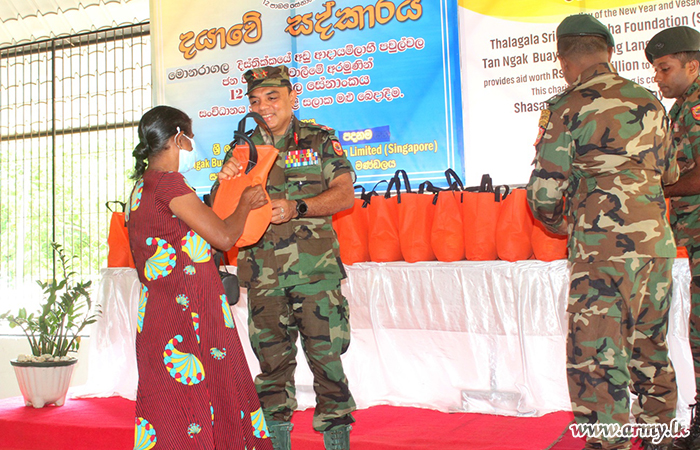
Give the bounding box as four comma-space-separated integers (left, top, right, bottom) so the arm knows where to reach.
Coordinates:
556, 14, 614, 47
645, 26, 700, 63
243, 65, 292, 95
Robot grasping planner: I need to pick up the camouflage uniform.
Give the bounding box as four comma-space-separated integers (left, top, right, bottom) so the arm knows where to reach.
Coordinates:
527, 61, 679, 449
668, 76, 700, 402
215, 113, 356, 433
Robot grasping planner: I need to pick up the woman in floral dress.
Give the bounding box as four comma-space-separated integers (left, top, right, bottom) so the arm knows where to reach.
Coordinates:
127, 105, 272, 450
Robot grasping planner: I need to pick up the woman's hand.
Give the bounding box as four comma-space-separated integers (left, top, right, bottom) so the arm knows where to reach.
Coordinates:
241, 184, 268, 210
217, 156, 244, 181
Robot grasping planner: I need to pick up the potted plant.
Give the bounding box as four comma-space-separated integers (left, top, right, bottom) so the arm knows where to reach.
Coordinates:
0, 242, 100, 408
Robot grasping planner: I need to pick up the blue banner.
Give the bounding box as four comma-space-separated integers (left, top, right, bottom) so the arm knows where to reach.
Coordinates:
152, 0, 463, 194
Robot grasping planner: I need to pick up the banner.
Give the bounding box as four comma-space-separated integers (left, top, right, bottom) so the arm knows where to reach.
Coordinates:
458, 0, 696, 186
151, 0, 463, 195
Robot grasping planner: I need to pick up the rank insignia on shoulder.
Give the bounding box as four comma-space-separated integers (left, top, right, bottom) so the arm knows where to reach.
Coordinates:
534, 109, 551, 146
534, 127, 546, 147
332, 140, 344, 156
692, 104, 700, 121
286, 149, 319, 168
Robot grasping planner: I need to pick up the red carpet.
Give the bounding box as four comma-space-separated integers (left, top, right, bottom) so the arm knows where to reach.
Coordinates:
0, 396, 579, 450
548, 424, 646, 450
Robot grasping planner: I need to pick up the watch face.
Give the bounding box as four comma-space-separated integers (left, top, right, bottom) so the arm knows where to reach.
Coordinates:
297, 200, 308, 215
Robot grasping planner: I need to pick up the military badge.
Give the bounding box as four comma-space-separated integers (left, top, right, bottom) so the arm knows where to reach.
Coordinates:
332, 140, 344, 156
692, 104, 700, 121
286, 149, 319, 168
534, 128, 545, 147
534, 109, 551, 146
252, 69, 268, 80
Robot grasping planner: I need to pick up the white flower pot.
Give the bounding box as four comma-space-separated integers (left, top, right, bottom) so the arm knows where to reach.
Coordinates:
10, 358, 78, 408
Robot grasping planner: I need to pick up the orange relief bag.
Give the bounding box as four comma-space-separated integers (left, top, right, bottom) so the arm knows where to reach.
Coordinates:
367, 179, 403, 262
496, 188, 535, 262
427, 170, 465, 262
224, 247, 239, 267
665, 198, 688, 258
332, 185, 371, 265
212, 113, 279, 248
395, 169, 436, 263
462, 174, 507, 261
106, 201, 135, 268
531, 220, 568, 261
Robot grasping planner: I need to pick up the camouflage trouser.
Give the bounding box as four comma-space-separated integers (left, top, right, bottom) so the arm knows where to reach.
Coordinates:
687, 244, 700, 402
247, 279, 356, 432
567, 258, 677, 449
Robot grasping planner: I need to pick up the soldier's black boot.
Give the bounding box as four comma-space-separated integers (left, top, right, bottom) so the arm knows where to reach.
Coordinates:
268, 420, 293, 450
675, 403, 700, 450
323, 424, 351, 450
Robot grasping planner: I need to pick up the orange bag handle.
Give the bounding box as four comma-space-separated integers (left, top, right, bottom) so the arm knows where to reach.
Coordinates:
419, 180, 441, 205
445, 168, 465, 191
460, 174, 510, 204
105, 201, 126, 224
230, 112, 274, 173
212, 112, 278, 248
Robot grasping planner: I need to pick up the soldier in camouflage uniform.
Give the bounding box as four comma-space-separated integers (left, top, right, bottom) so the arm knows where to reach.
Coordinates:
526, 14, 679, 450
211, 65, 356, 450
645, 26, 700, 450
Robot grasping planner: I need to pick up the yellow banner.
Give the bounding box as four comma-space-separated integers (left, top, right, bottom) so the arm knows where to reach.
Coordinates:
459, 0, 672, 22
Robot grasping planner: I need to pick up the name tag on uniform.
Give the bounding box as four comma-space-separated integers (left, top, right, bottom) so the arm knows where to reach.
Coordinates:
286, 149, 319, 168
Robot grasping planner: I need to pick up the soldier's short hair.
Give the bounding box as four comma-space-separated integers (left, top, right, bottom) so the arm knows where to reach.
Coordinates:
670, 50, 700, 67
557, 35, 609, 59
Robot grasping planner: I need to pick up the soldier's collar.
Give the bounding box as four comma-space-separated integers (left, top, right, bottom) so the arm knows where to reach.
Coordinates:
547, 62, 615, 105
680, 76, 700, 102
574, 62, 615, 87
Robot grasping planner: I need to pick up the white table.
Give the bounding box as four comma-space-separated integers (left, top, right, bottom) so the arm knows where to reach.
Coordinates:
72, 259, 695, 418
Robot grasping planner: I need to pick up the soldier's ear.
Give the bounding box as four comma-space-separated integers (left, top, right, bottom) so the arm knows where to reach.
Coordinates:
559, 57, 569, 72
689, 59, 700, 77
606, 47, 613, 62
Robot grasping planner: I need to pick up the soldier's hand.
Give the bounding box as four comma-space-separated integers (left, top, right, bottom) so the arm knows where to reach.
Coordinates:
240, 184, 268, 210
217, 157, 244, 181
270, 199, 295, 224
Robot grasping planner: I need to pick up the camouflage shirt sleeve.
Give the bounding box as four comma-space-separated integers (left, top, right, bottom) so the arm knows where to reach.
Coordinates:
662, 115, 679, 186
318, 129, 355, 186
526, 105, 573, 235
682, 95, 700, 172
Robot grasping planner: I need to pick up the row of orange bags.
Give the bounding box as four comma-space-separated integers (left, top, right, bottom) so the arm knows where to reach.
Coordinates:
332, 171, 569, 265
332, 170, 690, 265
107, 170, 688, 268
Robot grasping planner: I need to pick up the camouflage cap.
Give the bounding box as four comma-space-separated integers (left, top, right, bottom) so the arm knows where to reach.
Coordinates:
645, 26, 700, 63
556, 14, 614, 47
243, 65, 292, 95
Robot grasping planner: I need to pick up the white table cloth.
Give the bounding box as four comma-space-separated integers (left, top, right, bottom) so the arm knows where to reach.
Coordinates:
73, 259, 695, 419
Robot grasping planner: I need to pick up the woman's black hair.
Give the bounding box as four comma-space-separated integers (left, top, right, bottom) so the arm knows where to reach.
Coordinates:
131, 105, 192, 179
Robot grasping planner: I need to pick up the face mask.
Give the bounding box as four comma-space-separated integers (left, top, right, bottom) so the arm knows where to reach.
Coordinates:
176, 127, 197, 173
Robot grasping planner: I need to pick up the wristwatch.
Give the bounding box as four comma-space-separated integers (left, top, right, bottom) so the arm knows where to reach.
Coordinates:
295, 199, 308, 218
